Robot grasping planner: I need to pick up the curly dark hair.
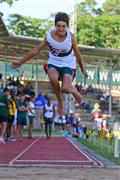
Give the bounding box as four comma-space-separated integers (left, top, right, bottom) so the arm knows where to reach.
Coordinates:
55, 12, 69, 26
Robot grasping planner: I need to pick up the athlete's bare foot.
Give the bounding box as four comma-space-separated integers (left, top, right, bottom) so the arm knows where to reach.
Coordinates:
71, 86, 83, 104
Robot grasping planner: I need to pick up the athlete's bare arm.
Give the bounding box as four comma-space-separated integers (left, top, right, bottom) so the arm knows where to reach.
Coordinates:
72, 34, 88, 77
11, 38, 47, 69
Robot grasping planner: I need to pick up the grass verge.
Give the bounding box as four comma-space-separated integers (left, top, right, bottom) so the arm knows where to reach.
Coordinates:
78, 138, 120, 165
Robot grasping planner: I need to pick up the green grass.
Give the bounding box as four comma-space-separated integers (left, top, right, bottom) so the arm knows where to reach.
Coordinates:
78, 138, 120, 165
23, 128, 63, 136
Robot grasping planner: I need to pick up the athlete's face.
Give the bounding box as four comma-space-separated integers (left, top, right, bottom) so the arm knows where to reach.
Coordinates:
55, 21, 68, 36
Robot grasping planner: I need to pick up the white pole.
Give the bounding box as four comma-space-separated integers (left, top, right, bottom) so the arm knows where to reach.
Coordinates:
114, 137, 119, 158
70, 0, 77, 37
35, 62, 39, 97
108, 59, 112, 119
65, 0, 77, 114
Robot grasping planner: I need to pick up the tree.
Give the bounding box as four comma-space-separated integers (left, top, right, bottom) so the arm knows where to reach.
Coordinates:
76, 0, 120, 48
76, 0, 98, 16
4, 0, 120, 49
96, 15, 120, 48
8, 14, 53, 38
0, 0, 18, 6
102, 0, 120, 15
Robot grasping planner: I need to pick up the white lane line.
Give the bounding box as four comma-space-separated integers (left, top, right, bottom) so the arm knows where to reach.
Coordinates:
68, 139, 103, 166
15, 159, 91, 163
77, 146, 103, 166
67, 138, 92, 162
9, 137, 40, 165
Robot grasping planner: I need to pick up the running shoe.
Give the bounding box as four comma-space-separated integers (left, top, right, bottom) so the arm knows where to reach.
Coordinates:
0, 137, 5, 144
8, 137, 17, 142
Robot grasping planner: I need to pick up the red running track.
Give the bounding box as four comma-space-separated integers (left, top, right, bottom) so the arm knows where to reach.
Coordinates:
0, 137, 102, 166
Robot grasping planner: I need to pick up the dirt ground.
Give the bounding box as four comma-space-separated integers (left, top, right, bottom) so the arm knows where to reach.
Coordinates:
0, 166, 120, 180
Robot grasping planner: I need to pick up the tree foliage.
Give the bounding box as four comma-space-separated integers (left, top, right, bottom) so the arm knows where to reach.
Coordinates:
76, 0, 120, 48
102, 0, 120, 15
8, 14, 54, 38
77, 14, 120, 48
1, 0, 120, 49
0, 0, 18, 6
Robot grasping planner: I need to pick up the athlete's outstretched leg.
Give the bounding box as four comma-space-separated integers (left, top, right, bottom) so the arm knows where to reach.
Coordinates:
61, 74, 83, 104
47, 68, 64, 115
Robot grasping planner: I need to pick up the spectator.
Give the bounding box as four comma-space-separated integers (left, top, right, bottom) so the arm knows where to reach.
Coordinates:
68, 110, 75, 130
6, 92, 17, 141
101, 114, 110, 131
17, 94, 28, 141
82, 124, 89, 139
60, 115, 66, 131
91, 103, 102, 129
27, 95, 35, 138
0, 73, 3, 89
43, 97, 55, 139
99, 91, 110, 102
83, 101, 92, 111
0, 88, 10, 144
11, 108, 17, 139
87, 84, 93, 94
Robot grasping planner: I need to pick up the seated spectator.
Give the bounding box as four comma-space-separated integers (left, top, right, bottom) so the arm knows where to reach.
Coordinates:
82, 84, 89, 95
100, 91, 110, 101
91, 103, 102, 129
23, 83, 34, 95
101, 114, 110, 131
87, 84, 93, 94
77, 126, 83, 138
0, 73, 3, 89
83, 101, 92, 111
0, 73, 2, 80
0, 88, 3, 96
68, 110, 76, 130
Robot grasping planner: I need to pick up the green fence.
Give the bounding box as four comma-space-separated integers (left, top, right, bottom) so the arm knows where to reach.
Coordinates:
0, 62, 120, 86
76, 67, 120, 86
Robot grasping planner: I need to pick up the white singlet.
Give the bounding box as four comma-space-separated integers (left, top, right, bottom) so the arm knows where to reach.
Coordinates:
44, 104, 54, 119
46, 28, 76, 69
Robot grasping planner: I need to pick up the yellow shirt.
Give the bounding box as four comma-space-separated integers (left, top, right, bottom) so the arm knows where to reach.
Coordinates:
9, 99, 16, 116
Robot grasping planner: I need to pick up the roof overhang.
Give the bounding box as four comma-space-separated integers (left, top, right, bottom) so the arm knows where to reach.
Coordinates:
0, 16, 9, 37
